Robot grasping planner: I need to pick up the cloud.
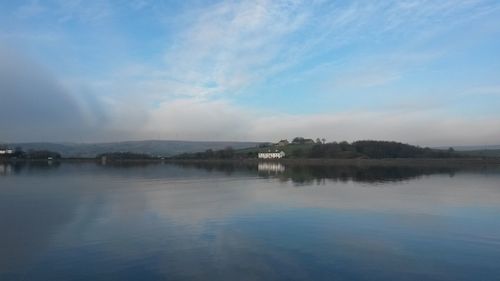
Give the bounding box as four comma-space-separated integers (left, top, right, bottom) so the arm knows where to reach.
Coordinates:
142, 98, 254, 141
2, 41, 492, 145
158, 0, 312, 97
0, 46, 103, 142
250, 110, 500, 146
101, 0, 498, 101
1, 1, 499, 144
132, 97, 500, 146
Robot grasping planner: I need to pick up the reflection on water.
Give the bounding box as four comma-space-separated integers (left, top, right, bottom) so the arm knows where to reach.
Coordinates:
168, 161, 471, 184
0, 163, 11, 175
0, 161, 61, 175
1, 161, 500, 281
258, 162, 286, 173
280, 164, 459, 184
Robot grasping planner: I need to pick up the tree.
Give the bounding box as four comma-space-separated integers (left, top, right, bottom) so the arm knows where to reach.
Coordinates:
292, 148, 304, 158
27, 150, 61, 159
205, 149, 214, 158
339, 141, 352, 151
13, 147, 26, 158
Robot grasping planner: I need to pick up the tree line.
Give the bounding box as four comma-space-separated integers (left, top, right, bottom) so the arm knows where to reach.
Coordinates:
174, 147, 237, 159
2, 140, 460, 160
0, 147, 61, 159
307, 140, 457, 159
174, 140, 460, 159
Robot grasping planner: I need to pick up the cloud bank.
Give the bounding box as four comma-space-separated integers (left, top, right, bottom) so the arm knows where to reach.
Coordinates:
0, 47, 86, 141
1, 0, 499, 145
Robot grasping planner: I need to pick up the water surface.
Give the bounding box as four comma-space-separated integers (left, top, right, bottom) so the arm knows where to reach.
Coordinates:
1, 162, 500, 280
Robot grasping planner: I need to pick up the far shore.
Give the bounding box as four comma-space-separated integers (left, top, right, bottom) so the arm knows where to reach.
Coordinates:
165, 158, 500, 167
3, 157, 500, 167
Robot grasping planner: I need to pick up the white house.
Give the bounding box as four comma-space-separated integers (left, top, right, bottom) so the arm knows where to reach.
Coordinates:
258, 151, 286, 159
0, 148, 13, 155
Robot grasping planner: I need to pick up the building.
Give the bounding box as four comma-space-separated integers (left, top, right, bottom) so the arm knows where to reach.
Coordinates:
258, 151, 286, 159
304, 139, 315, 144
275, 139, 289, 146
291, 137, 315, 145
0, 147, 13, 155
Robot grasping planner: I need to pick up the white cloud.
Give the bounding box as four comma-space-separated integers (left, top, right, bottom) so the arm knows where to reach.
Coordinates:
2, 0, 500, 144
125, 97, 500, 146
249, 109, 500, 146
142, 99, 254, 141
105, 0, 498, 101
160, 0, 312, 97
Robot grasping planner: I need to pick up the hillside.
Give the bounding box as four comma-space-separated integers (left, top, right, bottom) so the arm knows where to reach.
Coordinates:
6, 140, 261, 158
237, 143, 315, 155
436, 145, 500, 158
450, 145, 500, 151
175, 140, 461, 159
460, 149, 500, 158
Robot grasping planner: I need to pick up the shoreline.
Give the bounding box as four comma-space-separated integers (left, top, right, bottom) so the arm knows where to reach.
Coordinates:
165, 158, 500, 167
3, 158, 500, 167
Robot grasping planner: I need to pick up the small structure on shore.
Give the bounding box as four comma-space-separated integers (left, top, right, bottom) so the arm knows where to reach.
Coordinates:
275, 139, 289, 147
258, 151, 286, 159
0, 146, 13, 156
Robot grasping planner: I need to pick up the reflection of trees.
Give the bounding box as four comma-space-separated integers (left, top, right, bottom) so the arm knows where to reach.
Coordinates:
98, 161, 159, 169
280, 165, 459, 184
173, 162, 258, 176
5, 160, 494, 185
166, 161, 468, 184
0, 161, 61, 176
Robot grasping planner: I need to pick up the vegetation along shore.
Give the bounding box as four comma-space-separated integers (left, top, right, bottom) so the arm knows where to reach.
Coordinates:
2, 139, 500, 167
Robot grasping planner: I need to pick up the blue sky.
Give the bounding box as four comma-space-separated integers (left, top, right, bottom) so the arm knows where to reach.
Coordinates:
1, 0, 500, 145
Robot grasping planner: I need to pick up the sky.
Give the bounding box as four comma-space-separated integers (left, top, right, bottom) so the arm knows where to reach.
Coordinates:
1, 0, 499, 146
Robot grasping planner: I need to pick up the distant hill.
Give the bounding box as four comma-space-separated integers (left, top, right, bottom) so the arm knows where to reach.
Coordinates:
459, 149, 500, 158
6, 140, 262, 158
176, 140, 460, 159
435, 145, 500, 158
435, 145, 500, 151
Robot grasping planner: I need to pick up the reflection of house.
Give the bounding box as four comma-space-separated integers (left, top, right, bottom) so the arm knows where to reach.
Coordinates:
258, 162, 285, 173
0, 163, 12, 175
258, 151, 285, 159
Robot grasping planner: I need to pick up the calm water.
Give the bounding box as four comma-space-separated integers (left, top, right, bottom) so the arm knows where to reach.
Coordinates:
1, 162, 500, 281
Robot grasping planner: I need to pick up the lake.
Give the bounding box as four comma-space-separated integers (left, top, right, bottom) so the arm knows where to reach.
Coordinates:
1, 161, 500, 281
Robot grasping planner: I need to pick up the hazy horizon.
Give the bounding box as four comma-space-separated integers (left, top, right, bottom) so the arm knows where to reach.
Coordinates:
1, 1, 500, 146
3, 139, 500, 151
